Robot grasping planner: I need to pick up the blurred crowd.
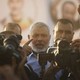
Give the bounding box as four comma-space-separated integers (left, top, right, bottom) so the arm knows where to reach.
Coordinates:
0, 0, 80, 80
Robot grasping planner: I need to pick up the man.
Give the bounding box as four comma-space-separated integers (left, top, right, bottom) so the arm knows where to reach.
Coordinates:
25, 22, 51, 77
43, 19, 80, 80
53, 19, 74, 44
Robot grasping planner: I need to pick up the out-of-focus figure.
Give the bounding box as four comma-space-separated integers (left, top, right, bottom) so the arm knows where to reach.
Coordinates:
60, 1, 78, 30
50, 0, 62, 25
3, 0, 33, 45
6, 0, 32, 30
72, 1, 80, 40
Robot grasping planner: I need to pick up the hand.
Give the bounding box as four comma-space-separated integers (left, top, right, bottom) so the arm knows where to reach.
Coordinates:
17, 39, 33, 80
18, 39, 33, 69
23, 39, 33, 56
18, 39, 33, 59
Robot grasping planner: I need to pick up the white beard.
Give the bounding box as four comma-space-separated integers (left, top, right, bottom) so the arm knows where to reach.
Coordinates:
30, 43, 49, 53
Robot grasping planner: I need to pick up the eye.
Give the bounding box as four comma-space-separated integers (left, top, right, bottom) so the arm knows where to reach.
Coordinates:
57, 30, 63, 34
65, 31, 71, 34
41, 34, 47, 37
32, 34, 38, 38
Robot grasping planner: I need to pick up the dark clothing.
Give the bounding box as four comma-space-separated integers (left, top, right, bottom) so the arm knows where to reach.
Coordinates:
24, 64, 40, 80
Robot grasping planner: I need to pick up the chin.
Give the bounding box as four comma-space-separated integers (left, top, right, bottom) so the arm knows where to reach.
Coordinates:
32, 47, 47, 53
31, 43, 48, 53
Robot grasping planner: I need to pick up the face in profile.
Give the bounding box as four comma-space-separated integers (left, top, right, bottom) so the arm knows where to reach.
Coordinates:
29, 25, 50, 53
54, 22, 74, 43
62, 2, 76, 21
8, 0, 24, 15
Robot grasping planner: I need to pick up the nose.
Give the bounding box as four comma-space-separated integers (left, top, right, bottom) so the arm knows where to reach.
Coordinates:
61, 32, 66, 39
37, 35, 43, 41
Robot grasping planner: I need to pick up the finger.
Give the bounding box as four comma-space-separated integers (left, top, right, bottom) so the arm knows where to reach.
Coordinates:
23, 39, 33, 47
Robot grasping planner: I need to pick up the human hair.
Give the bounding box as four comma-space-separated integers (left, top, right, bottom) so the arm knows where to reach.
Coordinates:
29, 22, 50, 35
57, 19, 73, 26
54, 19, 74, 32
4, 23, 22, 34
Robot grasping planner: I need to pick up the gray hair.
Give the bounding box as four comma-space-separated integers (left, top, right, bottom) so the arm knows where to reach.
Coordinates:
29, 22, 50, 35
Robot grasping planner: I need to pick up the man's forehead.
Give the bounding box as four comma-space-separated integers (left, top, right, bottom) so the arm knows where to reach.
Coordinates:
55, 22, 73, 31
30, 26, 49, 34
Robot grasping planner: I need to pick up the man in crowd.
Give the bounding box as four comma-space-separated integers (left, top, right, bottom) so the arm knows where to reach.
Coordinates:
25, 22, 51, 78
53, 19, 74, 45
43, 19, 80, 80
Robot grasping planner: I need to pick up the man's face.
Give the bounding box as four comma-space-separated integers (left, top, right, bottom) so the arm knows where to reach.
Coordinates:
62, 3, 76, 21
29, 26, 50, 53
54, 22, 74, 43
8, 0, 23, 15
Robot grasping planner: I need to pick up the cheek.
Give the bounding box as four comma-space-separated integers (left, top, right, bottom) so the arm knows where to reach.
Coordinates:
65, 34, 73, 42
68, 34, 73, 39
43, 38, 50, 44
31, 39, 37, 44
56, 33, 61, 38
